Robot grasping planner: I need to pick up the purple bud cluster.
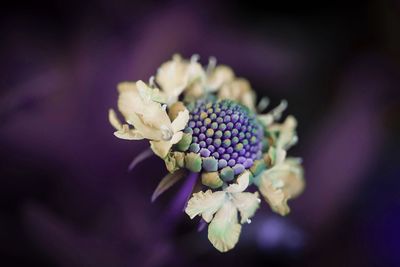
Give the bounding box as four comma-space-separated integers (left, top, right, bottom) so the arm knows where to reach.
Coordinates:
185, 99, 264, 173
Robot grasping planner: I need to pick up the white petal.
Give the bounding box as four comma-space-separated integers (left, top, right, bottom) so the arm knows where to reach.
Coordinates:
258, 158, 305, 216
208, 201, 241, 253
231, 192, 260, 224
171, 109, 189, 133
225, 171, 250, 193
185, 190, 226, 223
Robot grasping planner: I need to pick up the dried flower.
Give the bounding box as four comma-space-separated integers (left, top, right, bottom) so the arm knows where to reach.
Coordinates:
109, 54, 305, 252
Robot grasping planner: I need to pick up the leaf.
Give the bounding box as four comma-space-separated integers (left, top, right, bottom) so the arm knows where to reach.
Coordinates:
151, 169, 186, 202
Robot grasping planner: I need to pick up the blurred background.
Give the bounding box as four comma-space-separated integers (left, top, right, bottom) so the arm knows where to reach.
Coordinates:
1, 0, 400, 266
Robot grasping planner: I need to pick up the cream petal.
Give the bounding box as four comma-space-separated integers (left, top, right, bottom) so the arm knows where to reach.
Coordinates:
117, 81, 136, 93
108, 109, 122, 130
185, 190, 226, 223
114, 125, 144, 140
207, 65, 234, 92
258, 158, 304, 216
269, 115, 298, 150
170, 131, 183, 145
217, 78, 256, 110
208, 201, 241, 253
117, 81, 173, 141
241, 90, 257, 111
129, 113, 165, 140
109, 109, 143, 140
156, 55, 188, 104
171, 109, 189, 133
225, 171, 250, 193
150, 140, 173, 159
117, 83, 142, 121
134, 81, 172, 128
231, 192, 260, 224
258, 100, 288, 127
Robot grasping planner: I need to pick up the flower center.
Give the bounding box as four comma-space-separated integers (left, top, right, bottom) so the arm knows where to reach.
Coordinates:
185, 98, 264, 174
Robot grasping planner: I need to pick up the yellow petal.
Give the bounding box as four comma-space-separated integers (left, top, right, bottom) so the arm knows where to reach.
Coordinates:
185, 190, 226, 223
208, 201, 241, 252
232, 192, 260, 224
258, 158, 304, 216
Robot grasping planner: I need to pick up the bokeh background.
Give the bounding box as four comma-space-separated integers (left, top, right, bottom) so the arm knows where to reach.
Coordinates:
1, 1, 400, 266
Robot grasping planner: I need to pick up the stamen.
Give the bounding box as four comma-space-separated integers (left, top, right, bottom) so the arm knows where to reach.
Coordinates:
190, 54, 200, 63
257, 97, 270, 113
207, 56, 217, 75
149, 76, 156, 88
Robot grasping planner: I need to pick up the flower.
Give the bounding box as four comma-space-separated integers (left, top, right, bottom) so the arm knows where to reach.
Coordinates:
109, 54, 305, 252
156, 54, 205, 106
185, 171, 260, 252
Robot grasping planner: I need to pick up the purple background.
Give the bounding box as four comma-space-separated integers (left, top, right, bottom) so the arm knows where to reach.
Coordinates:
1, 1, 400, 266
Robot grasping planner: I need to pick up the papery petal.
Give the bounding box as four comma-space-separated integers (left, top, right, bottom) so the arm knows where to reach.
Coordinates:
258, 158, 304, 216
129, 113, 166, 140
218, 78, 256, 111
207, 65, 235, 92
135, 80, 167, 104
117, 82, 142, 122
109, 109, 122, 130
185, 190, 226, 223
156, 55, 205, 105
170, 131, 183, 145
258, 100, 288, 127
114, 125, 144, 140
117, 81, 174, 141
171, 109, 189, 133
109, 109, 143, 140
208, 201, 241, 252
231, 192, 260, 224
150, 140, 173, 159
269, 115, 298, 150
225, 171, 250, 193
135, 81, 172, 127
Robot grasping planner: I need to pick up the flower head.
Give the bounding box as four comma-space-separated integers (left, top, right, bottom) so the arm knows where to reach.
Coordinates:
109, 54, 305, 252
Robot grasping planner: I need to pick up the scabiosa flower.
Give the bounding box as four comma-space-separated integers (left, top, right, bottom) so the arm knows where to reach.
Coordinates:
109, 54, 305, 252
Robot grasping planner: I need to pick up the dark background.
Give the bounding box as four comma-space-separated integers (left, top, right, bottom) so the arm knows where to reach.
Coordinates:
1, 1, 400, 266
